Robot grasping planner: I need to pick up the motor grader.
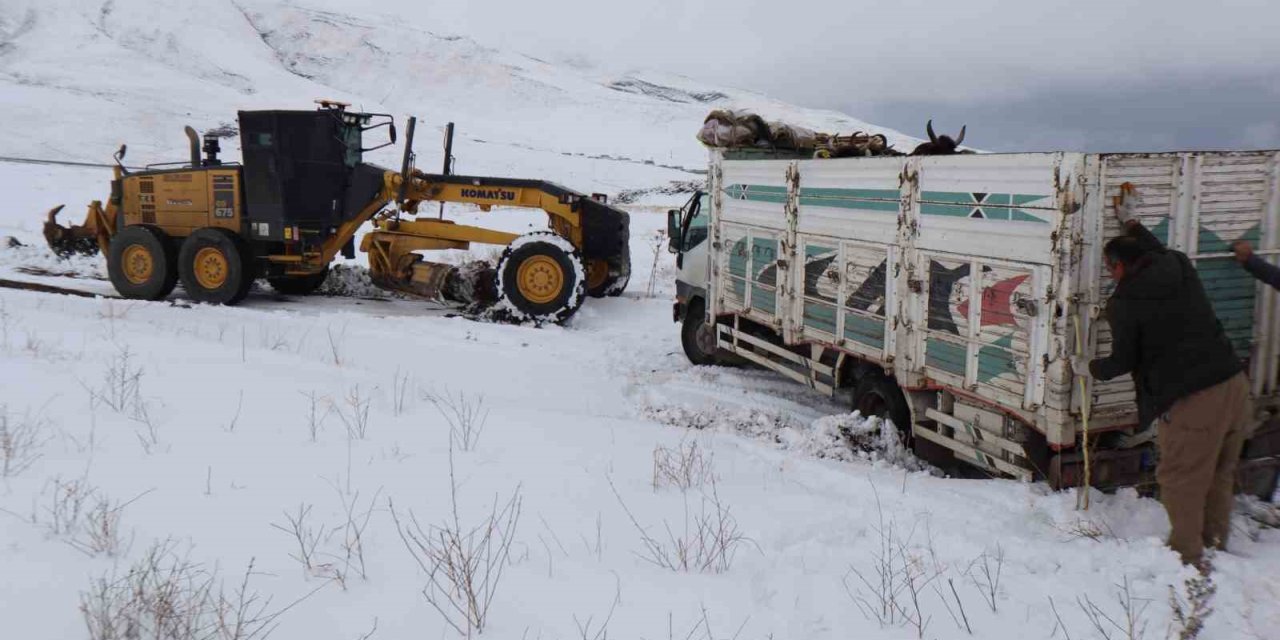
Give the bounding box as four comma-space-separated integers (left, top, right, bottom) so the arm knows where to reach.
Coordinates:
43, 101, 630, 323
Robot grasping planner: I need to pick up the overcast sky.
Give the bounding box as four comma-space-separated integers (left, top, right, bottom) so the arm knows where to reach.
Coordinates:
301, 0, 1279, 152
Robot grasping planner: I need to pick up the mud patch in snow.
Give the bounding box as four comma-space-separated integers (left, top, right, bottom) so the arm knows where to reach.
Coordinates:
641, 404, 932, 473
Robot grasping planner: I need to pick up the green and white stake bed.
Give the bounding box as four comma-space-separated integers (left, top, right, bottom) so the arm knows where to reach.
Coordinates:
670, 147, 1280, 491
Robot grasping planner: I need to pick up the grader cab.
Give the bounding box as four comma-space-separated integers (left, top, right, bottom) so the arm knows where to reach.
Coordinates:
44, 101, 631, 323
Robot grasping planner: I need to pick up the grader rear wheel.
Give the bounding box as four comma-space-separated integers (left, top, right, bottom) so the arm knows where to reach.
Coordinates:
178, 228, 254, 305
495, 232, 585, 323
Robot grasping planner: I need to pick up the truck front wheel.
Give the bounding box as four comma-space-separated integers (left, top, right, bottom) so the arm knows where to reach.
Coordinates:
681, 299, 722, 366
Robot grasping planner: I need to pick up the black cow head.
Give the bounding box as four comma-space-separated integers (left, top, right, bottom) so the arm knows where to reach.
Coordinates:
911, 120, 966, 155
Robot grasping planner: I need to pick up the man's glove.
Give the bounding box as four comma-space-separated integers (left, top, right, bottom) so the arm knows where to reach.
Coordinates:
1069, 354, 1091, 379
1113, 182, 1138, 226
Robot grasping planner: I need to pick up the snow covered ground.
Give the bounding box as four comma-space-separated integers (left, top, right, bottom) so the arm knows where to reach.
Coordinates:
2, 164, 1280, 640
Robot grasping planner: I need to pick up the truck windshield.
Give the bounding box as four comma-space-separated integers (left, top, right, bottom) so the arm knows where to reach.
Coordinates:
683, 193, 709, 250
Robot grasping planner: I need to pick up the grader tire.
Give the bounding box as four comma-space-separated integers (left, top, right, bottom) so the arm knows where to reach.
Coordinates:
107, 225, 178, 301
495, 232, 585, 324
586, 259, 610, 298
268, 267, 330, 296
179, 228, 254, 305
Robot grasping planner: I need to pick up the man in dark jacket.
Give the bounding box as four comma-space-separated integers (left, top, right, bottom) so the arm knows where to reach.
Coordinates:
1231, 240, 1280, 289
1078, 186, 1249, 566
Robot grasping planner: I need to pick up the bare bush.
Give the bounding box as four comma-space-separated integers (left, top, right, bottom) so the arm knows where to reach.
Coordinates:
611, 476, 749, 574
79, 539, 316, 640
83, 345, 164, 453
423, 388, 488, 452
934, 578, 972, 635
225, 391, 245, 433
300, 390, 331, 442
964, 543, 1005, 613
334, 385, 374, 440
652, 440, 714, 492
45, 475, 96, 537
1168, 567, 1215, 640
271, 503, 325, 578
573, 578, 621, 640
0, 297, 11, 352
844, 500, 942, 636
646, 229, 667, 298
87, 345, 144, 415
38, 476, 148, 557
70, 494, 136, 557
1076, 577, 1151, 640
1, 404, 49, 477
391, 448, 522, 636
392, 368, 412, 417
327, 324, 347, 366
329, 484, 382, 588
1055, 516, 1116, 542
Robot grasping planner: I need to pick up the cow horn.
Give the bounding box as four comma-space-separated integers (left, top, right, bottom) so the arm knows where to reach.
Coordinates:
926, 119, 937, 143
954, 125, 966, 146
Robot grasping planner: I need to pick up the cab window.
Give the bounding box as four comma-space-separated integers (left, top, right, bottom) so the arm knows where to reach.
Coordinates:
683, 194, 710, 250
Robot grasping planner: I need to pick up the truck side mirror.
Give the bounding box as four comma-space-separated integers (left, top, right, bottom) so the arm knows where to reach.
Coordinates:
389, 122, 397, 144
667, 209, 682, 253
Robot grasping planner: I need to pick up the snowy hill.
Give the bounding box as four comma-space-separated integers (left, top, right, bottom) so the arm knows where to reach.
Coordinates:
0, 0, 914, 195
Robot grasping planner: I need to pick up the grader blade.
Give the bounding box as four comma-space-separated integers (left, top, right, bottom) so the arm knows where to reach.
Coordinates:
43, 205, 100, 257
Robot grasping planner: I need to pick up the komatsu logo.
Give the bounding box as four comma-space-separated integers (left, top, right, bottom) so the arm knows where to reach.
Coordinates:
461, 188, 516, 201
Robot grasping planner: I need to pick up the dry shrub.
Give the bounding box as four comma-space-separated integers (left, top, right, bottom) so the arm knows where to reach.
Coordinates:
652, 440, 714, 492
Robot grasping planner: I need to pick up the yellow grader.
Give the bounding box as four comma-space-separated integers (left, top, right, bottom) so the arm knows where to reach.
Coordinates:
43, 101, 630, 323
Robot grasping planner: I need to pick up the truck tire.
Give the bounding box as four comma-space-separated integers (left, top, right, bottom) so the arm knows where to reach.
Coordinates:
681, 298, 722, 366
852, 373, 913, 446
495, 232, 585, 323
268, 266, 330, 296
107, 225, 178, 301
178, 228, 254, 305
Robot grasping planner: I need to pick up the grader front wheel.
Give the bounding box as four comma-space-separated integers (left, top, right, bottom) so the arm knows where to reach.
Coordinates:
495, 232, 585, 323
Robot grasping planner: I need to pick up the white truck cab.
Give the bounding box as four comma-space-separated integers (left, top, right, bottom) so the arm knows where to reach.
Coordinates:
668, 191, 722, 365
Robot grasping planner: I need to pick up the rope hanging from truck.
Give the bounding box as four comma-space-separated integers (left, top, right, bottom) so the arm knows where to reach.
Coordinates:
1074, 314, 1093, 510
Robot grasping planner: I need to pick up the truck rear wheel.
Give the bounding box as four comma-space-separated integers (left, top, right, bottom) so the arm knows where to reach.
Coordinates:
852, 373, 913, 446
268, 266, 330, 296
179, 228, 254, 305
495, 232, 585, 323
107, 225, 178, 301
681, 299, 723, 366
